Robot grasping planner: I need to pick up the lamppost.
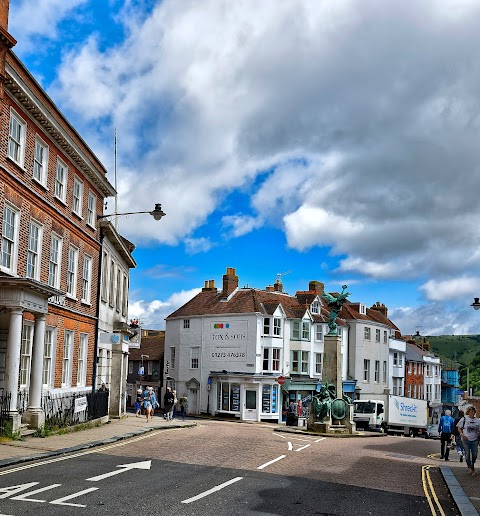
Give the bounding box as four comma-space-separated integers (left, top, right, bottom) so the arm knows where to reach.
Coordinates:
97, 203, 166, 221
471, 298, 480, 310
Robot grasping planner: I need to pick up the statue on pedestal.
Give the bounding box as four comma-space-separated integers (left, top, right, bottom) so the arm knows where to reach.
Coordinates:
322, 285, 350, 335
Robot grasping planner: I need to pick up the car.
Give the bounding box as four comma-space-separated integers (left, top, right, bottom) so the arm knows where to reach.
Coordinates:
425, 424, 440, 439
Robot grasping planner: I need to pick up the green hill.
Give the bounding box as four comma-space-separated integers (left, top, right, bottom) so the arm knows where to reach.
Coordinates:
429, 335, 480, 365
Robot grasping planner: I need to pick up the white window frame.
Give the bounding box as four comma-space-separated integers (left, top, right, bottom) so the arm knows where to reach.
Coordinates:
62, 330, 74, 387
48, 234, 62, 288
122, 274, 128, 316
263, 348, 269, 371
375, 329, 380, 342
109, 260, 115, 307
191, 347, 199, 369
273, 317, 282, 337
20, 323, 33, 387
72, 176, 84, 217
43, 327, 55, 388
82, 255, 92, 304
383, 361, 387, 383
54, 158, 68, 203
115, 266, 121, 311
183, 319, 190, 329
311, 301, 319, 314
101, 251, 108, 302
301, 321, 310, 340
26, 219, 43, 280
170, 347, 176, 369
77, 333, 88, 386
315, 353, 322, 375
364, 327, 371, 340
374, 360, 380, 383
87, 191, 96, 227
393, 352, 398, 366
291, 350, 309, 374
1, 203, 20, 274
384, 331, 388, 344
33, 136, 48, 186
292, 321, 300, 340
315, 324, 323, 342
363, 359, 370, 382
263, 317, 270, 335
272, 348, 280, 371
66, 245, 79, 298
8, 109, 26, 167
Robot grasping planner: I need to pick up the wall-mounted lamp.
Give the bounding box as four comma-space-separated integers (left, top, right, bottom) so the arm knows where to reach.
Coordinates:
97, 203, 166, 221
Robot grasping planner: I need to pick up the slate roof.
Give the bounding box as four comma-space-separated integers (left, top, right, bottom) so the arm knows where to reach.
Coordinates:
405, 342, 436, 361
340, 301, 400, 333
129, 331, 165, 361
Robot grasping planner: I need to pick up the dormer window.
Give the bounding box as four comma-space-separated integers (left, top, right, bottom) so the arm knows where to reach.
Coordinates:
311, 301, 320, 314
359, 303, 366, 315
263, 317, 271, 335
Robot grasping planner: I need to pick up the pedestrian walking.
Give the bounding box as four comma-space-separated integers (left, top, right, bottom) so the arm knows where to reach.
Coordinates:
458, 406, 480, 476
172, 390, 178, 419
149, 387, 159, 417
134, 388, 143, 417
438, 409, 455, 461
453, 410, 465, 462
179, 394, 188, 421
163, 387, 175, 421
143, 386, 153, 421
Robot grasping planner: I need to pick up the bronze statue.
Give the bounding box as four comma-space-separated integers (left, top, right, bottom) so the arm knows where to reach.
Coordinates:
322, 284, 350, 335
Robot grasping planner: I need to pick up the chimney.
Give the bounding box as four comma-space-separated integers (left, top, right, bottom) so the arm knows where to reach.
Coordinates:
0, 0, 9, 32
266, 285, 275, 292
0, 0, 16, 101
273, 280, 283, 292
370, 302, 388, 317
309, 281, 324, 295
222, 267, 238, 297
202, 279, 217, 292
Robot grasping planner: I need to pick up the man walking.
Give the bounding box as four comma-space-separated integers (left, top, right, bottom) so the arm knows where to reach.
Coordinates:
163, 387, 175, 421
438, 409, 455, 461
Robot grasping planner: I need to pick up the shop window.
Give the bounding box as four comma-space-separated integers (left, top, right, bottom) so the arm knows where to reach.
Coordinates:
217, 382, 240, 412
262, 384, 278, 414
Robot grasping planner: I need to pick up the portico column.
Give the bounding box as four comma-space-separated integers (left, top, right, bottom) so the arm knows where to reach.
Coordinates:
24, 314, 46, 428
5, 307, 23, 428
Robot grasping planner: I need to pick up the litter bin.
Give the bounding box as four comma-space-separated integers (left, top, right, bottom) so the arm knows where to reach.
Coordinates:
286, 412, 298, 426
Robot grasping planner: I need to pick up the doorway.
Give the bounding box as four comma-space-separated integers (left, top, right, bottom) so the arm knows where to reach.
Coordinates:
244, 388, 257, 420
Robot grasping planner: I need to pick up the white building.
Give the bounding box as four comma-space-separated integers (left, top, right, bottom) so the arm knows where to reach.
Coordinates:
165, 268, 351, 422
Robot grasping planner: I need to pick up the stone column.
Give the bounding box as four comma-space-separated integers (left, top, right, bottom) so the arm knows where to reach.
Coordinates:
24, 314, 46, 429
109, 341, 129, 418
323, 333, 343, 400
5, 307, 23, 430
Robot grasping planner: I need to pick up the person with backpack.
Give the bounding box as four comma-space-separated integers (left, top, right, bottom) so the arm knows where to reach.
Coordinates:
438, 409, 455, 461
453, 410, 465, 462
458, 406, 480, 476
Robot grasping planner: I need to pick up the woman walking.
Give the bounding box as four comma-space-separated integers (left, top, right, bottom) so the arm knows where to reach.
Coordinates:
458, 406, 480, 476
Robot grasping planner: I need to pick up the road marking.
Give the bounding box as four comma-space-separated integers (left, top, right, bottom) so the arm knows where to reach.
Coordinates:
50, 487, 99, 507
421, 465, 445, 516
315, 437, 326, 443
287, 442, 293, 451
257, 455, 286, 470
11, 483, 61, 502
295, 444, 311, 452
0, 483, 39, 499
86, 460, 151, 481
181, 477, 243, 504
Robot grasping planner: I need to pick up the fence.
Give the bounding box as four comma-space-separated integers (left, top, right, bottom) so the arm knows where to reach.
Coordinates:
0, 392, 11, 433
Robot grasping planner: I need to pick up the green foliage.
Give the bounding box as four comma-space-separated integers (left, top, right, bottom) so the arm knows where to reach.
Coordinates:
0, 421, 22, 440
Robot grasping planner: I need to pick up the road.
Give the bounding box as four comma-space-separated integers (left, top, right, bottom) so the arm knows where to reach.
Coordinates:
0, 420, 459, 515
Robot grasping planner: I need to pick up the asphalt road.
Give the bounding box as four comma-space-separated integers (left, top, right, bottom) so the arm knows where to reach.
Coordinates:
0, 420, 459, 516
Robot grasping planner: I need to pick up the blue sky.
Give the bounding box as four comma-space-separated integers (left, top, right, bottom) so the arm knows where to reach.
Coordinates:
10, 0, 480, 335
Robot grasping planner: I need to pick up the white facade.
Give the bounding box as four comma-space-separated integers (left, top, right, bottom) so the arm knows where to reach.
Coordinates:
388, 338, 406, 396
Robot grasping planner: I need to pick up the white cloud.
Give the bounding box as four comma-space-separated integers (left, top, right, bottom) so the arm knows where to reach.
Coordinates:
420, 277, 480, 302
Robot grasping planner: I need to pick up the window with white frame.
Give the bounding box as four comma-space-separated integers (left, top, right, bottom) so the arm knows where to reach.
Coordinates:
66, 245, 78, 298
302, 351, 309, 373
8, 109, 26, 166
301, 321, 310, 340
183, 319, 190, 329
43, 328, 54, 387
263, 317, 270, 335
20, 323, 33, 387
273, 318, 282, 336
364, 327, 371, 340
82, 255, 92, 303
375, 329, 380, 342
338, 327, 342, 337
191, 347, 199, 369
32, 136, 48, 185
393, 352, 399, 366
272, 348, 280, 371
48, 234, 62, 288
261, 384, 278, 414
62, 330, 73, 386
170, 347, 176, 369
1, 204, 19, 273
435, 384, 440, 400
363, 359, 370, 382
311, 301, 320, 314
375, 360, 380, 383
101, 251, 108, 302
398, 354, 403, 367
316, 324, 324, 341
217, 382, 241, 412
115, 266, 121, 311
383, 361, 387, 383
291, 350, 309, 373
384, 331, 388, 344
426, 384, 432, 400
263, 348, 269, 371
27, 220, 42, 280
435, 365, 439, 377
72, 176, 84, 216
426, 364, 431, 377
393, 377, 403, 396
77, 333, 87, 386
109, 260, 115, 307
315, 353, 322, 375
292, 321, 300, 340
87, 191, 96, 226
122, 275, 128, 316
54, 159, 68, 202
407, 384, 412, 397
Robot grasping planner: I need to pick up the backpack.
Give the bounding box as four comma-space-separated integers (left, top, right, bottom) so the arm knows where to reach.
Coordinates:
442, 416, 452, 433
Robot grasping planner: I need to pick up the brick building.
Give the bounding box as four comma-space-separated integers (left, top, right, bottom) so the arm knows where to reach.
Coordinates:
0, 1, 116, 430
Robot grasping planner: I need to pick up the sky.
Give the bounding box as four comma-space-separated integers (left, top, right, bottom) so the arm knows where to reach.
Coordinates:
9, 0, 480, 336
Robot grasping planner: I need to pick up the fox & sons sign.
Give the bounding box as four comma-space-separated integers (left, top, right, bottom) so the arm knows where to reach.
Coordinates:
209, 320, 248, 362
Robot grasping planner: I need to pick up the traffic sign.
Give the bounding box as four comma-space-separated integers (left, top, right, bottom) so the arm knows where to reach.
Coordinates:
277, 376, 286, 385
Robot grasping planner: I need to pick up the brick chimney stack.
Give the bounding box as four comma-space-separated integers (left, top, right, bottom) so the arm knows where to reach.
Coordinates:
273, 279, 283, 292
309, 281, 324, 295
370, 301, 388, 317
0, 0, 9, 31
202, 279, 217, 292
0, 0, 16, 100
222, 267, 238, 297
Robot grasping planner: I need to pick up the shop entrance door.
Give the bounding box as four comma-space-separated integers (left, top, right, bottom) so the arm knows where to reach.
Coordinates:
244, 388, 257, 420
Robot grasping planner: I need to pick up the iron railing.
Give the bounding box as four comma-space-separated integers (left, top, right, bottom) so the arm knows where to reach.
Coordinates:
0, 392, 11, 434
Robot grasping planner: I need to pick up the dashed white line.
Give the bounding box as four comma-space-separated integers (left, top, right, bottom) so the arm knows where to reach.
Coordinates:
295, 444, 311, 452
257, 455, 287, 470
181, 477, 243, 504
315, 437, 327, 442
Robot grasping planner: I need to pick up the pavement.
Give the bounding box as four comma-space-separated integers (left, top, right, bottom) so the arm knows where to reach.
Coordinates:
0, 416, 477, 516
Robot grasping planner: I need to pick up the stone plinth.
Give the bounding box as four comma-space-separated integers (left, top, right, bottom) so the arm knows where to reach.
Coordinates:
323, 334, 342, 398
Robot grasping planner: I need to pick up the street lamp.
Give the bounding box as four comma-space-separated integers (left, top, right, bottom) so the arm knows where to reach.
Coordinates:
471, 298, 480, 310
97, 203, 166, 221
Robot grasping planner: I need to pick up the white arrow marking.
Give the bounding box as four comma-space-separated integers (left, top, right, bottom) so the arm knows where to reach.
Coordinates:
0, 482, 39, 499
287, 441, 293, 451
51, 487, 99, 507
11, 484, 62, 502
86, 460, 151, 482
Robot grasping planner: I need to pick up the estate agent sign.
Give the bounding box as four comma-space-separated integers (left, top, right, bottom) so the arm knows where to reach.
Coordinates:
208, 320, 248, 362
